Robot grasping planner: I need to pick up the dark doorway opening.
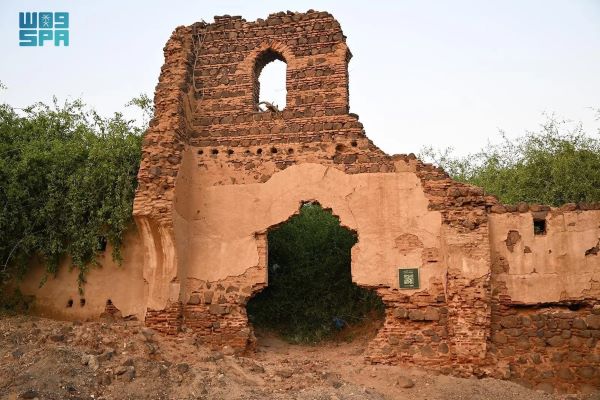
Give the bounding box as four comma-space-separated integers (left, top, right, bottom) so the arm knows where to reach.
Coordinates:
247, 202, 384, 344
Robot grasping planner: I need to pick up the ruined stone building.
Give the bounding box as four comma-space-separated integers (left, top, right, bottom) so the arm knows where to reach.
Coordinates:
19, 10, 600, 392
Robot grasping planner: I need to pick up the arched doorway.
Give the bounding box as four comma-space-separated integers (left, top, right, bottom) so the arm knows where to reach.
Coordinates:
247, 202, 384, 343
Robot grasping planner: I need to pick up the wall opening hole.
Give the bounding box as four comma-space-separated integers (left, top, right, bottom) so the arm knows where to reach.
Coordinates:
244, 150, 251, 155
335, 144, 345, 152
247, 202, 384, 344
568, 303, 582, 311
227, 149, 234, 155
66, 299, 73, 308
257, 148, 263, 155
211, 149, 219, 155
287, 148, 294, 155
198, 149, 204, 155
97, 236, 107, 252
351, 140, 358, 147
271, 147, 278, 154
255, 49, 287, 112
533, 219, 546, 235
80, 298, 86, 307
106, 299, 113, 306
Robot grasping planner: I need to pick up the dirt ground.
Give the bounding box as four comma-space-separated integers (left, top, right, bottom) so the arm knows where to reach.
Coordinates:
0, 314, 598, 400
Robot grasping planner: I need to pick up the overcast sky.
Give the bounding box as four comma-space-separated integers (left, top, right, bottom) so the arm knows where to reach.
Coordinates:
1, 0, 599, 156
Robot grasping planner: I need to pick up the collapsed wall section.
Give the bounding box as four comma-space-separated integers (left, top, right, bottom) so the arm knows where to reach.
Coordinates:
132, 10, 495, 374
123, 9, 600, 392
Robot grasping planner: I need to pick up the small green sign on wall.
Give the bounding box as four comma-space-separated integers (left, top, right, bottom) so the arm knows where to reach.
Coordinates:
399, 268, 420, 289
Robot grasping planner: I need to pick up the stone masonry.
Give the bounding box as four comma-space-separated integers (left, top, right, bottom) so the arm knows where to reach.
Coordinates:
128, 10, 600, 393
18, 10, 598, 394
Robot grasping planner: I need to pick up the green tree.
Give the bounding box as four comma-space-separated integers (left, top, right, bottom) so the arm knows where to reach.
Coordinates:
0, 95, 147, 290
247, 203, 384, 343
420, 114, 600, 205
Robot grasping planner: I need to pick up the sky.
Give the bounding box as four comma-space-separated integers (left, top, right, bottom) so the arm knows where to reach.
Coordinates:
1, 0, 599, 156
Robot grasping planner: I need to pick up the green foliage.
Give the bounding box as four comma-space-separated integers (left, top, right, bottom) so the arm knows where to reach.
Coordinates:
420, 114, 600, 205
247, 203, 384, 343
0, 97, 146, 290
125, 93, 154, 127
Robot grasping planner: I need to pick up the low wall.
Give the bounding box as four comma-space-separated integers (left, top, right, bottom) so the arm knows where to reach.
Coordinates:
487, 304, 600, 393
16, 227, 147, 321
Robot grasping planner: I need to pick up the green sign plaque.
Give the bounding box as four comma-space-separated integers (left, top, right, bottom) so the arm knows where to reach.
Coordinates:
399, 268, 419, 289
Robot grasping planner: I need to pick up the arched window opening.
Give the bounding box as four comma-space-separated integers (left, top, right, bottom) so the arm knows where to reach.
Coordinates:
254, 49, 287, 112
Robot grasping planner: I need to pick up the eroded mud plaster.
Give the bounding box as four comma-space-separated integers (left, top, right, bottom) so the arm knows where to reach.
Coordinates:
16, 10, 600, 393
18, 229, 147, 321
490, 211, 600, 304
181, 163, 441, 288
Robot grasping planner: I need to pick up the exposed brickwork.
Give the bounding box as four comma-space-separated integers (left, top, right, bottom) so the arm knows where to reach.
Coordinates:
143, 233, 268, 351
145, 302, 183, 335
488, 300, 600, 392
182, 279, 258, 351
488, 246, 600, 392
100, 300, 123, 320
134, 25, 194, 224
363, 157, 493, 372
133, 10, 600, 393
365, 283, 452, 368
489, 202, 600, 214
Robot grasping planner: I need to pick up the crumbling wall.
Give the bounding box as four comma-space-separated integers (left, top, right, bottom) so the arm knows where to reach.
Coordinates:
130, 12, 496, 370
17, 228, 147, 321
177, 163, 447, 351
489, 207, 600, 303
487, 304, 600, 393
133, 23, 196, 317
14, 9, 600, 393
490, 205, 600, 304
366, 161, 494, 376
487, 205, 600, 392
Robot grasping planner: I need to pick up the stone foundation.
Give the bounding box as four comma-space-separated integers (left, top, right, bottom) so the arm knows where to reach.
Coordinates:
487, 304, 600, 392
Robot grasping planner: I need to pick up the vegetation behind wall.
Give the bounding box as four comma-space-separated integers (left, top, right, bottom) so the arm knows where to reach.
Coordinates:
0, 93, 150, 289
1, 85, 598, 297
420, 113, 600, 206
247, 203, 385, 343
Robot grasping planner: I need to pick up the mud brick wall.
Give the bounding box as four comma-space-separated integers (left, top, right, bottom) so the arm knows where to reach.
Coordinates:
487, 304, 600, 393
415, 157, 495, 375
100, 300, 123, 320
9, 8, 597, 392
145, 235, 268, 350
182, 235, 269, 351
366, 285, 452, 369
136, 8, 496, 365
134, 25, 195, 225
124, 9, 600, 394
186, 10, 396, 187
145, 302, 183, 335
486, 201, 600, 393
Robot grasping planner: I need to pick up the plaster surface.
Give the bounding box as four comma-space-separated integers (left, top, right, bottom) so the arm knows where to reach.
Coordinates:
489, 211, 600, 303
18, 229, 147, 320
11, 10, 600, 392
180, 163, 442, 291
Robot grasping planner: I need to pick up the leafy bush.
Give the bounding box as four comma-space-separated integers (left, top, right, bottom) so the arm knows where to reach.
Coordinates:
420, 114, 600, 205
0, 96, 147, 289
247, 203, 384, 343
